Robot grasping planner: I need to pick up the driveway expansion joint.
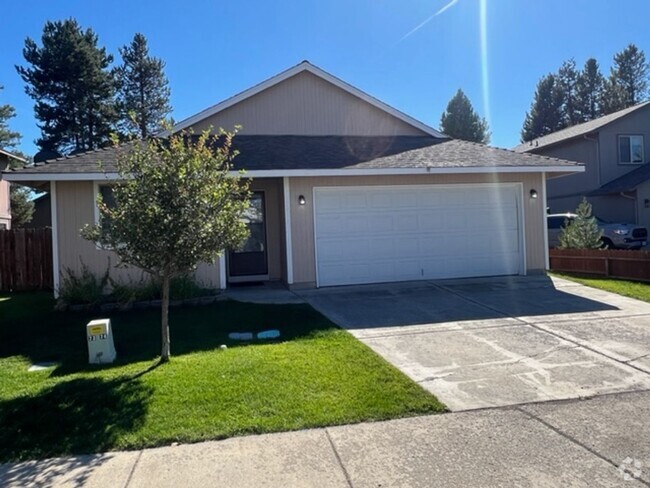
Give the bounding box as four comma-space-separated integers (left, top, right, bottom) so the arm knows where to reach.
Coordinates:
325, 428, 354, 488
516, 406, 650, 487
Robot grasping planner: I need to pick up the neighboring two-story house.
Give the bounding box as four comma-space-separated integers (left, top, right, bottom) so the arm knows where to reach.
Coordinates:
0, 149, 26, 229
514, 102, 650, 230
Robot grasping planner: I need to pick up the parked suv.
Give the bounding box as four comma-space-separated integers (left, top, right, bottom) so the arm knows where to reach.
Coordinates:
547, 213, 648, 249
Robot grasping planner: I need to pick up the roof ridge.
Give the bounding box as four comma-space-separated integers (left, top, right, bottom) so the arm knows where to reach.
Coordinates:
448, 138, 578, 165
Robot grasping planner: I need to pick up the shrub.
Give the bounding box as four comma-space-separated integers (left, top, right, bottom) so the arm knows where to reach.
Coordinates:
169, 274, 205, 300
109, 274, 207, 304
59, 263, 110, 305
559, 198, 603, 249
109, 276, 159, 305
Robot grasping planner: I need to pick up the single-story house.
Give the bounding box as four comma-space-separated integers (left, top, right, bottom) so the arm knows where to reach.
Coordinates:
513, 102, 650, 229
2, 61, 582, 296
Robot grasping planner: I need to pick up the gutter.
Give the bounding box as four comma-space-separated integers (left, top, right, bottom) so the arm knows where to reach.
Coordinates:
1, 165, 586, 182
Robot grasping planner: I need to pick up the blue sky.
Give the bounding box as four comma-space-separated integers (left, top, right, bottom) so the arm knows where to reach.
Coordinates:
2, 0, 650, 156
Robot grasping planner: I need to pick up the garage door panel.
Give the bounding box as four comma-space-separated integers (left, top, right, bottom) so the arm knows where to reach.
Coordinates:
314, 185, 523, 287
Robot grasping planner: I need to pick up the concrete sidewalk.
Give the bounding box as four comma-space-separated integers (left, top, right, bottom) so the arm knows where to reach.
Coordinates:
2, 390, 648, 487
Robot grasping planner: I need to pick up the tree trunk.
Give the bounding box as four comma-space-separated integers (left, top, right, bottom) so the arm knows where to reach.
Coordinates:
160, 274, 171, 362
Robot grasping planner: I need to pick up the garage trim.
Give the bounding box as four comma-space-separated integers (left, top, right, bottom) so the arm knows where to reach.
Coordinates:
312, 183, 526, 287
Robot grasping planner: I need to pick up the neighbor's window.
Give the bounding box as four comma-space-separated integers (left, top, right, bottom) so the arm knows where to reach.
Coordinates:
619, 135, 644, 164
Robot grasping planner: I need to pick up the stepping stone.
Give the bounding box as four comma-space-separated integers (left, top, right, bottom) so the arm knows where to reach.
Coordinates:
28, 362, 58, 372
257, 330, 280, 339
228, 332, 253, 340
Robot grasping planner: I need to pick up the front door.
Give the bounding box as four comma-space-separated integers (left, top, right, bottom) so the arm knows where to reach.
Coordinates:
228, 192, 268, 280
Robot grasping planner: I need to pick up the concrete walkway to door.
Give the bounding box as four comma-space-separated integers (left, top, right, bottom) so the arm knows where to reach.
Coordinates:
298, 275, 650, 411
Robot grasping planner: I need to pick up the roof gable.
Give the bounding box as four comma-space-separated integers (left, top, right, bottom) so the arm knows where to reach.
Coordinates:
170, 61, 444, 138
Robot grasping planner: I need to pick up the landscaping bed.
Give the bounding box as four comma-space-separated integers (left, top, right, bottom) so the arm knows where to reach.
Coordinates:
0, 292, 445, 462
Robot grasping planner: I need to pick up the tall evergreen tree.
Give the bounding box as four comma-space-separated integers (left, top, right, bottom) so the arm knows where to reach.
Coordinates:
16, 18, 118, 154
558, 59, 581, 126
521, 74, 565, 142
575, 58, 604, 122
115, 33, 172, 138
10, 187, 34, 228
440, 89, 490, 144
602, 43, 649, 114
0, 85, 21, 149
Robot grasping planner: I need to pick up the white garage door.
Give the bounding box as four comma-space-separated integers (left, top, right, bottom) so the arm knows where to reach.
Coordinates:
314, 184, 523, 287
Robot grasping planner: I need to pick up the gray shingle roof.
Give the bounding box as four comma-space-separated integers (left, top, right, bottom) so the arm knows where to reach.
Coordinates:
513, 102, 650, 153
7, 136, 580, 176
589, 164, 650, 195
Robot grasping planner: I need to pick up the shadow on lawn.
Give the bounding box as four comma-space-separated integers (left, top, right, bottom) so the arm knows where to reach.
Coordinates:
0, 293, 336, 376
0, 372, 154, 464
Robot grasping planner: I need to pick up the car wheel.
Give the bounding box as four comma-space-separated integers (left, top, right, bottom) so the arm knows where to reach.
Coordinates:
601, 237, 614, 249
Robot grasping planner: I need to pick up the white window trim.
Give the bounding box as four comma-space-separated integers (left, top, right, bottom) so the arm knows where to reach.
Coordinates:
92, 181, 115, 251
50, 181, 60, 298
618, 134, 645, 165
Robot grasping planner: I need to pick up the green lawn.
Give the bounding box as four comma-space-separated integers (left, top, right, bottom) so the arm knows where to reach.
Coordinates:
552, 273, 650, 302
0, 292, 445, 462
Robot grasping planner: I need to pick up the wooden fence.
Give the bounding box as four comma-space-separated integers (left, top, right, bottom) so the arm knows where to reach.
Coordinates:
549, 248, 650, 282
0, 228, 53, 292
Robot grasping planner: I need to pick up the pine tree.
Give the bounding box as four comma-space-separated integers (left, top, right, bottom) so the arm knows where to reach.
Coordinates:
558, 198, 603, 249
440, 89, 490, 144
575, 58, 604, 122
10, 186, 34, 228
16, 18, 118, 154
115, 33, 172, 138
521, 74, 565, 142
0, 85, 21, 149
602, 44, 649, 114
558, 59, 581, 126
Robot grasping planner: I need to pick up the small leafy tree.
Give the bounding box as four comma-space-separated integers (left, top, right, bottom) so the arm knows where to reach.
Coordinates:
83, 128, 250, 362
558, 198, 603, 249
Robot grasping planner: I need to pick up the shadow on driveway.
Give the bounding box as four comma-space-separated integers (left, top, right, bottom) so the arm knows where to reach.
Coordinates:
299, 275, 618, 329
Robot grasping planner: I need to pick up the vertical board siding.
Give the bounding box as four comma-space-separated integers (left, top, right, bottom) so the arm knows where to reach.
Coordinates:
56, 181, 222, 289
289, 173, 545, 286
191, 71, 426, 136
0, 228, 53, 291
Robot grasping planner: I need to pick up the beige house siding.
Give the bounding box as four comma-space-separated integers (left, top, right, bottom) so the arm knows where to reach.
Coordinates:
55, 181, 221, 290
191, 71, 427, 136
287, 173, 545, 287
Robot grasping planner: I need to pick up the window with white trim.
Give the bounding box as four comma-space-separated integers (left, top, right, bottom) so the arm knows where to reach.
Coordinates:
619, 135, 644, 164
94, 184, 117, 249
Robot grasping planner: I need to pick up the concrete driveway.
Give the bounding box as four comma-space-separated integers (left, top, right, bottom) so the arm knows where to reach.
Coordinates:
299, 275, 650, 411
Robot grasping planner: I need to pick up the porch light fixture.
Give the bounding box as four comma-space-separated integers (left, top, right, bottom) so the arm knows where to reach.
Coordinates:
298, 195, 306, 205
529, 189, 538, 199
